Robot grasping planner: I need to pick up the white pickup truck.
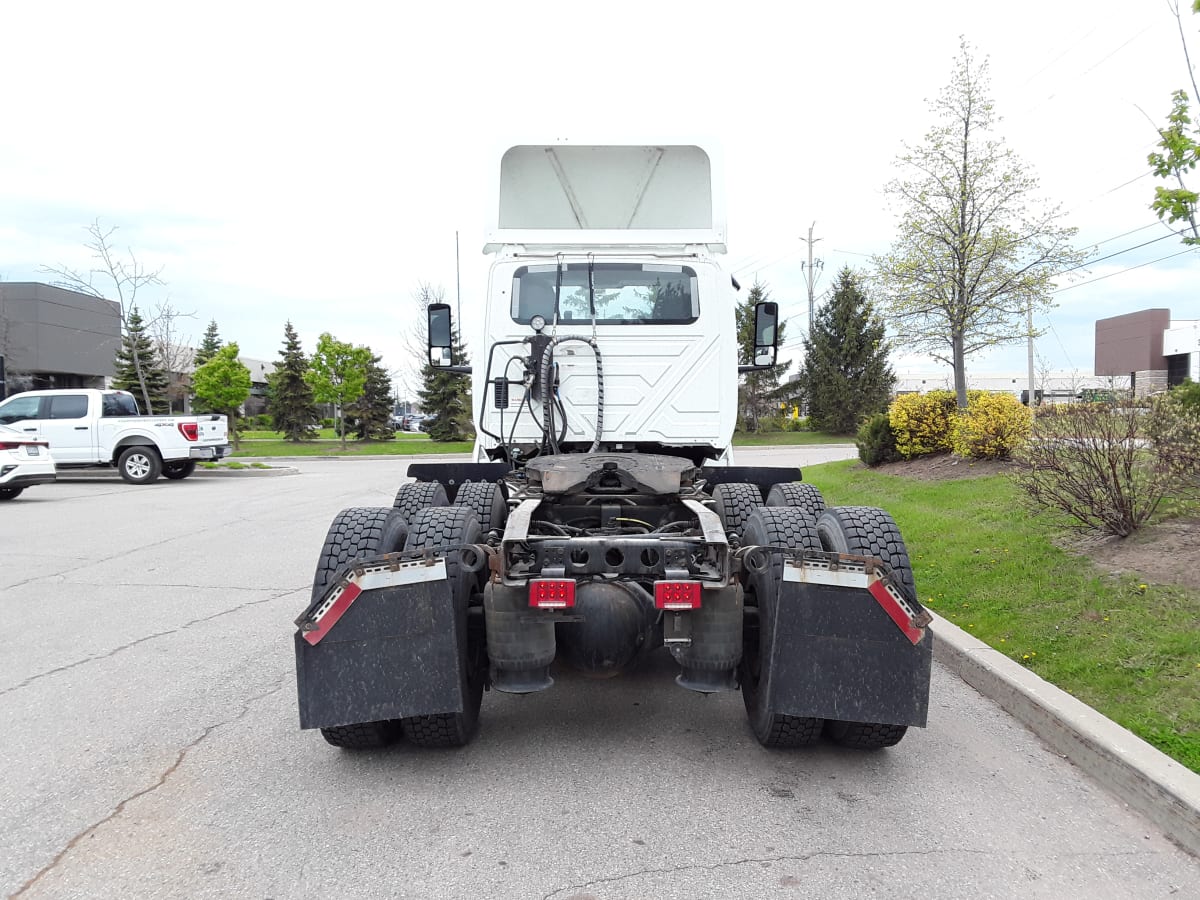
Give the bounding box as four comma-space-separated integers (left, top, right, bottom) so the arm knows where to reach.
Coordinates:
0, 389, 231, 484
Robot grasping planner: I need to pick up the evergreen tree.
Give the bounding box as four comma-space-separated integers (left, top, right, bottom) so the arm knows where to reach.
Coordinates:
797, 267, 895, 435
112, 306, 169, 414
194, 320, 222, 366
418, 325, 472, 442
191, 320, 223, 412
735, 281, 789, 431
351, 353, 395, 440
268, 321, 319, 441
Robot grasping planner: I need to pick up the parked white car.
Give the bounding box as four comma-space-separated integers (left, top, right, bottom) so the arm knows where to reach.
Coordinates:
0, 389, 230, 484
0, 423, 56, 500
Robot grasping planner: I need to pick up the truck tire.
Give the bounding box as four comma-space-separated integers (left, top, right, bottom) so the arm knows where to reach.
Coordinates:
319, 720, 403, 750
739, 507, 824, 748
311, 506, 409, 749
117, 445, 162, 485
162, 460, 197, 480
814, 506, 916, 749
765, 482, 826, 518
814, 506, 917, 601
0, 487, 24, 500
393, 481, 448, 521
713, 483, 762, 539
452, 481, 507, 533
401, 506, 485, 747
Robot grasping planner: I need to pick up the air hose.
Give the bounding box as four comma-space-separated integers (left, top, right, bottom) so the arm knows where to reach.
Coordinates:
537, 336, 605, 453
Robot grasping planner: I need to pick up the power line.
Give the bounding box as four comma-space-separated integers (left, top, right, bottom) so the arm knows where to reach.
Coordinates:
1054, 246, 1197, 293
1063, 229, 1184, 275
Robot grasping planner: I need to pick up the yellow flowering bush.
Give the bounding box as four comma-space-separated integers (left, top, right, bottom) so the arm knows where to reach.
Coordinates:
888, 390, 957, 458
950, 391, 1033, 460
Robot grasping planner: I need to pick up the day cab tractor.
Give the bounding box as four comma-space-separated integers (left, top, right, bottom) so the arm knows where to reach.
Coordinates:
294, 143, 932, 752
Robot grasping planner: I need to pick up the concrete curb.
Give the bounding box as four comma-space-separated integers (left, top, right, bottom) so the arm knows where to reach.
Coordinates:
930, 611, 1200, 857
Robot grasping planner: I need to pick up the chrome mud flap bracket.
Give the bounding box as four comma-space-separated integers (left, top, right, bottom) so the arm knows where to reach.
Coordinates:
293, 554, 464, 730
766, 555, 933, 727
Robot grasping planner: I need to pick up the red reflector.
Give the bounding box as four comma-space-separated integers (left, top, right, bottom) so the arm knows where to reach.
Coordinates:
654, 581, 702, 610
178, 422, 199, 441
0, 443, 19, 451
529, 579, 576, 608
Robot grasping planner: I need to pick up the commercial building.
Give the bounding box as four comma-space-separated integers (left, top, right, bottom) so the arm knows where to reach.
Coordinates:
1095, 308, 1200, 397
0, 282, 121, 397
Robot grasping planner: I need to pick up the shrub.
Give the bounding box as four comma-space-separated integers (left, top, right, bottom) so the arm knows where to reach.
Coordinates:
321, 417, 335, 430
950, 391, 1032, 459
1012, 403, 1166, 536
888, 390, 956, 458
254, 413, 273, 429
1147, 384, 1200, 501
856, 413, 900, 466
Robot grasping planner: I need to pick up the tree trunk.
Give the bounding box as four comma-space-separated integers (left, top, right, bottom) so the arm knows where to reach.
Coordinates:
952, 331, 968, 409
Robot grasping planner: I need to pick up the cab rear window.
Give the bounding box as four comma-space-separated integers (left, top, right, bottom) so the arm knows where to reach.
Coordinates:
512, 263, 698, 325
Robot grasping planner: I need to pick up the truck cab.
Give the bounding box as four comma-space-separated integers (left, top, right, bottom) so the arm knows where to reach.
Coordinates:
468, 143, 750, 465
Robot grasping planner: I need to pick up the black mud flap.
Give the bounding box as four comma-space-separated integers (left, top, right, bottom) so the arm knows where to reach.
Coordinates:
766, 578, 933, 727
295, 572, 465, 730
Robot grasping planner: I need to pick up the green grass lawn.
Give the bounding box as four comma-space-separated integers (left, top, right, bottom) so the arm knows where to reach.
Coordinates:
232, 431, 472, 456
233, 428, 844, 454
732, 430, 851, 446
803, 459, 1200, 773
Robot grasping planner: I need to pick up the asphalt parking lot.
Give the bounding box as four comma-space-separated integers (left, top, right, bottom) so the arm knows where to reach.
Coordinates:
1, 450, 1197, 899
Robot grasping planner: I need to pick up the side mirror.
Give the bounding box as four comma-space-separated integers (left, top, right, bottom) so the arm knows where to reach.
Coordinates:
753, 301, 779, 367
428, 303, 453, 368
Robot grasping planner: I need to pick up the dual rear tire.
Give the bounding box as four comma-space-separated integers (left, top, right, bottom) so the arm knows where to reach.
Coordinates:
312, 498, 487, 751
741, 487, 915, 751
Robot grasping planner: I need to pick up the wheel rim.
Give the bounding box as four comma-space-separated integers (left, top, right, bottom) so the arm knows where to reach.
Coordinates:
126, 453, 151, 478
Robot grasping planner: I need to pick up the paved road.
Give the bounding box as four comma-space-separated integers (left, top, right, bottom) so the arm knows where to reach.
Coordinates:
1, 450, 1197, 899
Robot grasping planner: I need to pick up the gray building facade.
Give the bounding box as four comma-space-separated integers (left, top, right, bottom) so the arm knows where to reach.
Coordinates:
0, 282, 121, 396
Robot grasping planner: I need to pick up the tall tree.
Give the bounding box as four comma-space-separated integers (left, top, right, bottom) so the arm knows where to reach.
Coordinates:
194, 320, 223, 367
192, 343, 252, 449
147, 300, 194, 414
872, 40, 1085, 408
43, 219, 169, 414
418, 325, 472, 442
267, 321, 319, 441
1148, 1, 1200, 244
351, 353, 396, 441
797, 267, 894, 434
306, 332, 372, 450
112, 306, 169, 414
736, 281, 789, 431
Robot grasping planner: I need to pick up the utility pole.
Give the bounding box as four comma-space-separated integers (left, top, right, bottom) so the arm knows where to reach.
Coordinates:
455, 231, 462, 323
1027, 298, 1036, 408
800, 222, 823, 333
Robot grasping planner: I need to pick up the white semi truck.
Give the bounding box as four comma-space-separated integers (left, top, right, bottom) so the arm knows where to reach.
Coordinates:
294, 143, 932, 751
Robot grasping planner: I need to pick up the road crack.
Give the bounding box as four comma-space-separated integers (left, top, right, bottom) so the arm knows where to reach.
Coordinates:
8, 679, 286, 899
539, 847, 1152, 899
0, 587, 305, 698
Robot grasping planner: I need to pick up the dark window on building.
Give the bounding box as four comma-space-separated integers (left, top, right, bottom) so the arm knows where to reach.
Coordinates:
47, 394, 89, 419
1167, 353, 1190, 387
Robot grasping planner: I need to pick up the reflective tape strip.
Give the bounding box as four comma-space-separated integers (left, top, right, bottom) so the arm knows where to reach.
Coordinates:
302, 557, 448, 646
868, 580, 925, 646
782, 558, 925, 645
782, 559, 870, 589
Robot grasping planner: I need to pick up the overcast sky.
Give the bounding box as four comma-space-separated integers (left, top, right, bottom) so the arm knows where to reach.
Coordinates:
2, 1, 1197, 397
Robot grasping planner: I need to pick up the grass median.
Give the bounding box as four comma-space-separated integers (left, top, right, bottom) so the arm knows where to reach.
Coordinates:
233, 430, 471, 457
803, 459, 1200, 774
